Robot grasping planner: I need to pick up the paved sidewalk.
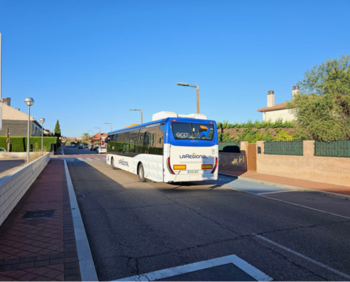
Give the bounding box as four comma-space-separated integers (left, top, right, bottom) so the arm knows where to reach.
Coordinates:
0, 160, 81, 281
219, 169, 350, 196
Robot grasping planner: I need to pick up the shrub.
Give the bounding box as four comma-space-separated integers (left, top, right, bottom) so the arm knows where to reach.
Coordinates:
0, 136, 59, 152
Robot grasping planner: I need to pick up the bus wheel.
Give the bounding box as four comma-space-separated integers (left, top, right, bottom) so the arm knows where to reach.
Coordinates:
111, 158, 118, 170
138, 163, 146, 182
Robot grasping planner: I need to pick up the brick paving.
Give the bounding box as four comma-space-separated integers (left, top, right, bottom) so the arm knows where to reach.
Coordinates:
0, 160, 81, 281
220, 169, 350, 196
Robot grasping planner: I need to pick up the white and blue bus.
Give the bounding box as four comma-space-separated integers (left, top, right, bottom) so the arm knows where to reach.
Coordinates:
105, 111, 218, 183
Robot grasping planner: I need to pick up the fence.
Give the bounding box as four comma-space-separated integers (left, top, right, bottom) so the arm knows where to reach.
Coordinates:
315, 140, 350, 158
219, 142, 240, 153
264, 141, 303, 156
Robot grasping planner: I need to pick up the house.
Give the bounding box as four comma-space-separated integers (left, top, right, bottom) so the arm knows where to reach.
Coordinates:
0, 99, 43, 136
44, 129, 52, 135
257, 86, 299, 122
90, 133, 108, 145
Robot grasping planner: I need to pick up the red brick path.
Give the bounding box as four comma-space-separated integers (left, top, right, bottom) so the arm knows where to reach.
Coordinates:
0, 160, 81, 281
220, 169, 350, 196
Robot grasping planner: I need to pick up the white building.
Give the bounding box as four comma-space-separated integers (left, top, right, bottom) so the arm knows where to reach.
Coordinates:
257, 86, 299, 122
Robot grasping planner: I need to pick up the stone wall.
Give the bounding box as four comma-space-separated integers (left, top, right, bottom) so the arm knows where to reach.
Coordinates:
256, 141, 350, 187
0, 153, 50, 226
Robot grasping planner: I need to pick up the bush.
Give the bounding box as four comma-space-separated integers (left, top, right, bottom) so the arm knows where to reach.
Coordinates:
0, 137, 59, 152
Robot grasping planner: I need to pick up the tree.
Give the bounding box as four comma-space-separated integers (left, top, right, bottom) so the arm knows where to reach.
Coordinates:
54, 120, 61, 137
81, 133, 90, 143
288, 54, 350, 141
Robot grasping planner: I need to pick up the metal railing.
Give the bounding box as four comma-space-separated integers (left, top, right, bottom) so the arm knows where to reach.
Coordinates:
315, 140, 350, 158
264, 141, 303, 156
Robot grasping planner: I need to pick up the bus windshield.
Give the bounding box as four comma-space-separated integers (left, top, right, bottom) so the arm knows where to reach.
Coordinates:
172, 122, 214, 141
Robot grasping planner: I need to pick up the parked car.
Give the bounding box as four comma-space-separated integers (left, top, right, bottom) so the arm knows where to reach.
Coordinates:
78, 145, 83, 149
71, 144, 76, 148
0, 148, 7, 152
96, 146, 106, 154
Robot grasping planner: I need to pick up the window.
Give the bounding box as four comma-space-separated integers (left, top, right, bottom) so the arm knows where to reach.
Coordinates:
172, 122, 214, 141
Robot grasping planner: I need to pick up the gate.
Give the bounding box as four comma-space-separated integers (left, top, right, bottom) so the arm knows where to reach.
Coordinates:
247, 143, 257, 171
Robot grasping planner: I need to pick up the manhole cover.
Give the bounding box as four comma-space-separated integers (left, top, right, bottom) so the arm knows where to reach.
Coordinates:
23, 210, 55, 218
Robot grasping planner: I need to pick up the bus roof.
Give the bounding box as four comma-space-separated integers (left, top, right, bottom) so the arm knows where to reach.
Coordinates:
108, 118, 216, 135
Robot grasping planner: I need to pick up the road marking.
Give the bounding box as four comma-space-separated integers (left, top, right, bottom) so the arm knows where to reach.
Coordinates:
64, 160, 98, 281
213, 178, 350, 220
258, 190, 294, 195
259, 194, 350, 220
113, 254, 272, 281
255, 235, 350, 280
85, 158, 92, 161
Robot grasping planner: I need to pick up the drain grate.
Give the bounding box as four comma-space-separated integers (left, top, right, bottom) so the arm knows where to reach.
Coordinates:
23, 210, 55, 218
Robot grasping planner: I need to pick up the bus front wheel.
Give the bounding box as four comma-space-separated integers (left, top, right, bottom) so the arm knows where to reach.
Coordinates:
138, 163, 146, 182
111, 158, 118, 170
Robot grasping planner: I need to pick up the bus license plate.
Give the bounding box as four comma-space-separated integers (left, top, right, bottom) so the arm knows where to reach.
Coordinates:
188, 171, 199, 174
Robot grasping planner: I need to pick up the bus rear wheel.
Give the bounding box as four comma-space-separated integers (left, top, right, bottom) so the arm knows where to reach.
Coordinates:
138, 163, 146, 182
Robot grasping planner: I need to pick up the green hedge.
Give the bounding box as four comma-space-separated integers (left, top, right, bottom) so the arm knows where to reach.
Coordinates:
0, 137, 59, 152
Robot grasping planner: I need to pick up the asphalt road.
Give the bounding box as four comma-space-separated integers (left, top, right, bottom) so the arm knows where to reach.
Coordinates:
67, 157, 350, 281
62, 146, 99, 155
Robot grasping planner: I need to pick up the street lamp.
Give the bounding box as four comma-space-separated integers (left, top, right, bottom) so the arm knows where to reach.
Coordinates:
129, 109, 143, 124
39, 118, 45, 155
104, 122, 112, 132
24, 97, 34, 162
177, 82, 200, 114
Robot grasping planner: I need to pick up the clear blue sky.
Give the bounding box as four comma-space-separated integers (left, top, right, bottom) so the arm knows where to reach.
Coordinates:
1, 0, 349, 137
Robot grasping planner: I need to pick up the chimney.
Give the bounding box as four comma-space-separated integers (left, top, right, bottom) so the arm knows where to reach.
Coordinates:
2, 97, 11, 106
267, 90, 275, 107
292, 86, 299, 98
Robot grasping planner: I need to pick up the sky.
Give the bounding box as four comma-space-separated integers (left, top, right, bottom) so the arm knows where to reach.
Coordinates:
0, 0, 349, 137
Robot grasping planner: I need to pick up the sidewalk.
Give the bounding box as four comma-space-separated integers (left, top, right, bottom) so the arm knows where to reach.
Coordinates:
219, 169, 350, 196
0, 160, 81, 281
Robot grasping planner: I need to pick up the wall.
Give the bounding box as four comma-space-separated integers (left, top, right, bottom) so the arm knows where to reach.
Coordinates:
0, 120, 41, 137
264, 109, 295, 122
0, 153, 50, 226
257, 141, 350, 187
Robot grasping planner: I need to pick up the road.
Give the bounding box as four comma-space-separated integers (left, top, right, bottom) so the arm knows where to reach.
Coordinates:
65, 148, 350, 281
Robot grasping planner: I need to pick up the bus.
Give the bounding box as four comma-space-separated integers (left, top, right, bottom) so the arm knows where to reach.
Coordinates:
105, 111, 218, 183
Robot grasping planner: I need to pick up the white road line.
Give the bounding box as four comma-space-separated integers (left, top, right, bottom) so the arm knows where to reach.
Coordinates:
259, 194, 350, 220
85, 158, 92, 161
258, 190, 294, 195
78, 158, 83, 161
64, 160, 98, 281
255, 235, 350, 280
113, 254, 272, 281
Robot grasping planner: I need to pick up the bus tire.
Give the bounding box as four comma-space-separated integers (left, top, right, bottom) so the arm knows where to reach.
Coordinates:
138, 163, 146, 182
111, 157, 118, 170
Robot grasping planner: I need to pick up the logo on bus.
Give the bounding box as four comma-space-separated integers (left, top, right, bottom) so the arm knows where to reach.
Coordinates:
118, 159, 129, 167
179, 153, 207, 159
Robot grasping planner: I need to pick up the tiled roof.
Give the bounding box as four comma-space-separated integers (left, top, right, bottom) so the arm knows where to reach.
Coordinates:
257, 102, 289, 112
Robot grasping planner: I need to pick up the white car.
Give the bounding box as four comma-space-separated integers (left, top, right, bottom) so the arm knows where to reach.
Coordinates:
96, 146, 106, 154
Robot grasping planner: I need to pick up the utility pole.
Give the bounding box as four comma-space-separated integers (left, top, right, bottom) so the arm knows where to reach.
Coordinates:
6, 128, 10, 152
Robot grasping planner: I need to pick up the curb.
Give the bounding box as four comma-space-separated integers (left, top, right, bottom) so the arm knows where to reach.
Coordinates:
64, 160, 98, 281
218, 172, 350, 200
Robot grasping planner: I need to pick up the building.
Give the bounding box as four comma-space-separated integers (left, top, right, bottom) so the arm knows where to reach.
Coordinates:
257, 86, 299, 122
90, 133, 108, 145
0, 99, 43, 136
43, 129, 53, 135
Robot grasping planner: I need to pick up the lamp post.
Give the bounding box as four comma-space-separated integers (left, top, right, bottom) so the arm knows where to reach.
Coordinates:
104, 122, 112, 132
39, 118, 45, 155
24, 97, 34, 162
177, 82, 200, 114
129, 109, 143, 124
